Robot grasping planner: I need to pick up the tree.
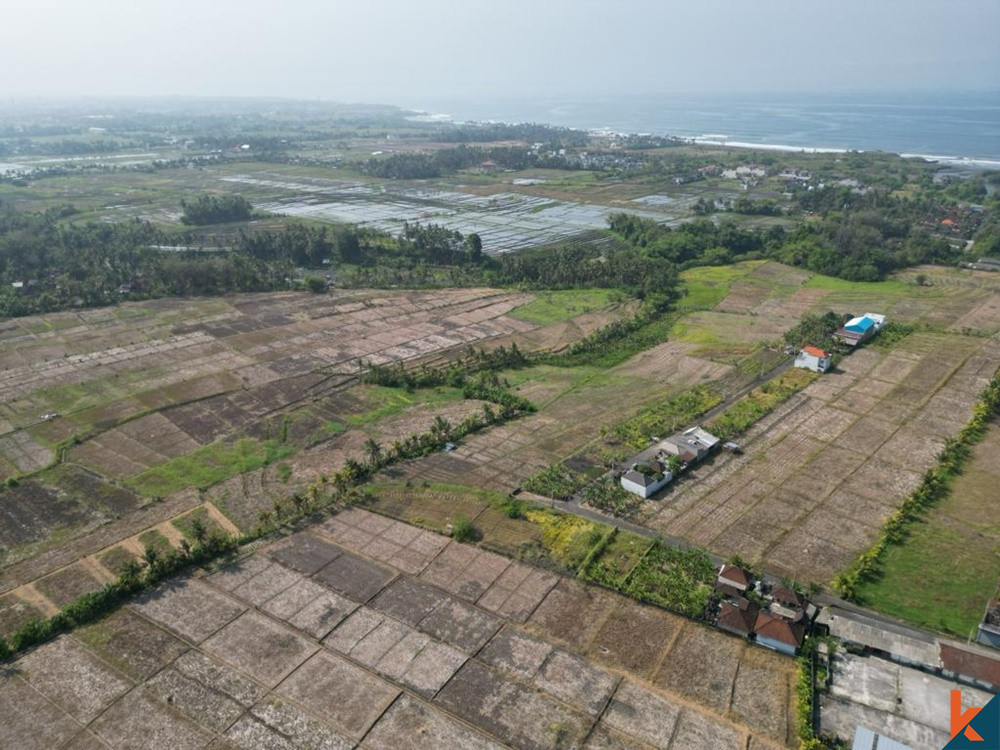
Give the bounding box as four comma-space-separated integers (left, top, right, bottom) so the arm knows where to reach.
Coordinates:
364, 438, 383, 467
465, 233, 484, 263
189, 516, 208, 546
431, 416, 452, 442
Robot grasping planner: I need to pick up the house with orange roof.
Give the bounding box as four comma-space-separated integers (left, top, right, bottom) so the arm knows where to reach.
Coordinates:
794, 345, 832, 373
754, 611, 806, 655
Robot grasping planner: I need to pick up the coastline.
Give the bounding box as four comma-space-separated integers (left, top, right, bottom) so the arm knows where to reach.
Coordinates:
407, 90, 1000, 167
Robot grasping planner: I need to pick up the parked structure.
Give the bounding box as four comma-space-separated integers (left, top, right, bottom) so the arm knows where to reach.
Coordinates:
794, 345, 832, 373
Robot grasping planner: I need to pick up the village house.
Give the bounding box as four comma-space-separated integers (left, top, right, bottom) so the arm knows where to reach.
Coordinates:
769, 585, 806, 621
834, 313, 886, 347
794, 345, 832, 373
717, 564, 752, 595
754, 611, 806, 656
717, 598, 760, 638
620, 467, 672, 498
660, 427, 720, 463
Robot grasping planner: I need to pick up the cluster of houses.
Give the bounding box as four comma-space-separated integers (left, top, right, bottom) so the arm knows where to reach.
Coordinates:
793, 312, 887, 374
619, 426, 721, 498
714, 564, 815, 655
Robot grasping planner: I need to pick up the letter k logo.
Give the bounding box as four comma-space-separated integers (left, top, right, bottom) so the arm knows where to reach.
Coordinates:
953, 691, 985, 742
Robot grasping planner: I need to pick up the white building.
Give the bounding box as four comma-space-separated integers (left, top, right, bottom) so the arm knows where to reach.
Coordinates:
794, 345, 832, 373
620, 469, 671, 498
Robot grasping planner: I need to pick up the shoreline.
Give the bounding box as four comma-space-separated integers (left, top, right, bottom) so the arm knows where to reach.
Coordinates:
412, 110, 1000, 168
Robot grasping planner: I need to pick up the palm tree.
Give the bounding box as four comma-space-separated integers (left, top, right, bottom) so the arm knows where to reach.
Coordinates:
189, 516, 208, 547
142, 545, 160, 574
432, 416, 452, 442
364, 438, 383, 467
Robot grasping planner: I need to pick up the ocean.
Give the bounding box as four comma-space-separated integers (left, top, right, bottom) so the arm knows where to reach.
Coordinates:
402, 90, 1000, 165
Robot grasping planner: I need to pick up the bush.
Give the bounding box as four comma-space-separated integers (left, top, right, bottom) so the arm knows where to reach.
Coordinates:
582, 477, 644, 517
451, 516, 480, 543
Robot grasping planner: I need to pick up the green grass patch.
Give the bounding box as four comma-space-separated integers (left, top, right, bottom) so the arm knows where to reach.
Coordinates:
623, 541, 716, 618
677, 261, 763, 311
137, 529, 173, 557
853, 422, 1000, 637
128, 438, 294, 496
614, 385, 722, 450
97, 546, 139, 577
509, 288, 620, 326
707, 367, 815, 440
855, 519, 998, 637
171, 507, 225, 541
523, 463, 586, 499
346, 385, 463, 427
581, 530, 654, 587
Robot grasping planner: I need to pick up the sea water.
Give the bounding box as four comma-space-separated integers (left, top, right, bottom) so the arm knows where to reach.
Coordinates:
402, 90, 1000, 164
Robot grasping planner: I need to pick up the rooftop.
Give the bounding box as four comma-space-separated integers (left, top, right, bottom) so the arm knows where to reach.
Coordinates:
754, 611, 805, 648
801, 345, 828, 358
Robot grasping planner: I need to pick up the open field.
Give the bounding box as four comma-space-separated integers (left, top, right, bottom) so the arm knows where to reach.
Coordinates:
854, 418, 1000, 637
1, 286, 634, 604
640, 330, 1000, 583
0, 507, 797, 749
377, 262, 1000, 587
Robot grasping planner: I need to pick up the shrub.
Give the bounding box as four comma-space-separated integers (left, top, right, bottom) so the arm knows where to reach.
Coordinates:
451, 516, 480, 543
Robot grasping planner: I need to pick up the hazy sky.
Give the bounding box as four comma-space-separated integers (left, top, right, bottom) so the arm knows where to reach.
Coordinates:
2, 0, 997, 102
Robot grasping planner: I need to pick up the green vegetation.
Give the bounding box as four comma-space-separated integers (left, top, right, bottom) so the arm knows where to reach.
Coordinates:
582, 476, 643, 517
137, 529, 173, 558
180, 194, 253, 225
622, 541, 716, 618
676, 262, 762, 311
128, 438, 294, 496
613, 385, 722, 450
524, 509, 604, 571
523, 464, 583, 499
707, 368, 816, 440
450, 516, 480, 542
834, 375, 1000, 637
509, 288, 620, 325
579, 529, 652, 587
171, 507, 224, 542
97, 546, 140, 577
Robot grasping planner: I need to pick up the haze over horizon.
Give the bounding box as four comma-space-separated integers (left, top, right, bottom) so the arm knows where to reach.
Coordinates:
2, 0, 998, 104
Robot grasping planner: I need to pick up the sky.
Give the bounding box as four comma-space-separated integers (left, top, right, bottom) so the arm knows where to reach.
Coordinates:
1, 0, 998, 103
